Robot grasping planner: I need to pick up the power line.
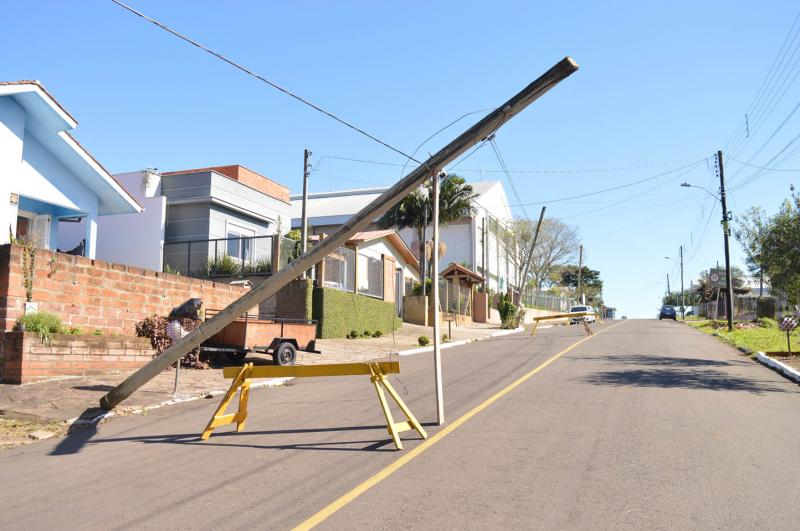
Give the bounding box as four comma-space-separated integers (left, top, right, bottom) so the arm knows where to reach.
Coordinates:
110, 0, 420, 164
488, 137, 530, 221
727, 156, 800, 172
506, 159, 705, 207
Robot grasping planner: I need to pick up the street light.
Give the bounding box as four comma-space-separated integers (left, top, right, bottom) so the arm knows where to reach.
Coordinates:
680, 150, 733, 332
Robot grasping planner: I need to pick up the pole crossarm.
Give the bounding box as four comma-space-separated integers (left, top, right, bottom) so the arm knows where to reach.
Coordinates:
203, 362, 425, 450
100, 57, 580, 411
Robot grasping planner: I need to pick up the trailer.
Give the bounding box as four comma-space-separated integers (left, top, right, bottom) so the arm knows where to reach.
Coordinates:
201, 310, 319, 366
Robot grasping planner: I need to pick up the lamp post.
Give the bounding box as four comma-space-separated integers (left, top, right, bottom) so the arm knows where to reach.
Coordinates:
665, 250, 685, 319
681, 151, 734, 332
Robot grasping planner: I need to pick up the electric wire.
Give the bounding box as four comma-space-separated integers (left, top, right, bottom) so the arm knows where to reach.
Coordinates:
110, 0, 420, 164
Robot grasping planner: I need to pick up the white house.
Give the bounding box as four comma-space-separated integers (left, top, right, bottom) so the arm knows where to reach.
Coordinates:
0, 81, 141, 258
291, 180, 517, 293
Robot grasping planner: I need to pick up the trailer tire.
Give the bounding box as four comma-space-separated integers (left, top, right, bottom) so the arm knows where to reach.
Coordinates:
273, 342, 297, 366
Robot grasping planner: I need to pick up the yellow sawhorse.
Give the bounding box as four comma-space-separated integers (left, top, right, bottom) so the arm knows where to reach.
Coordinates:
201, 362, 428, 450
529, 311, 598, 336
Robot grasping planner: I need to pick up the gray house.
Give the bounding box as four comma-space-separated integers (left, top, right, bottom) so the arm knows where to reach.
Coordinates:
91, 165, 292, 275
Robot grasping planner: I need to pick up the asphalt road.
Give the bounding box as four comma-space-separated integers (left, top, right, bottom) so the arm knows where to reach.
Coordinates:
3, 320, 800, 530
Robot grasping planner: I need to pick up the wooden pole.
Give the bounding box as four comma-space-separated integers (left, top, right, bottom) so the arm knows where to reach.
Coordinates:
100, 57, 580, 410
300, 149, 311, 254
432, 170, 444, 425
516, 206, 546, 311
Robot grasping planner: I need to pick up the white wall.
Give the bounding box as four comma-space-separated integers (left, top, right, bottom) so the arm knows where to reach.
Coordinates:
0, 98, 25, 243
60, 171, 166, 271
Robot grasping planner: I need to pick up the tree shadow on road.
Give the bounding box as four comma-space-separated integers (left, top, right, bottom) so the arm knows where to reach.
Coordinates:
579, 368, 789, 394
575, 354, 751, 367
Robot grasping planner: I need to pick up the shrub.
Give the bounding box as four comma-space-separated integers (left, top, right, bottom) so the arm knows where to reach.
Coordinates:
758, 317, 778, 329
17, 311, 63, 343
372, 330, 383, 338
348, 329, 359, 339
497, 293, 523, 329
134, 315, 204, 367
757, 297, 777, 318
363, 330, 372, 337
93, 329, 103, 336
442, 334, 449, 342
412, 278, 433, 296
312, 287, 401, 338
67, 326, 83, 335
418, 335, 430, 346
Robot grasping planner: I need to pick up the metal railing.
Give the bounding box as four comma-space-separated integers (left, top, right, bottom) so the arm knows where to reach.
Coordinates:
163, 235, 274, 278
520, 287, 575, 313
323, 246, 355, 292
357, 253, 384, 299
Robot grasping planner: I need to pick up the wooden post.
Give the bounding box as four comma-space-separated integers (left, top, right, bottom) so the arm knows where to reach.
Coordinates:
100, 57, 580, 411
432, 171, 444, 425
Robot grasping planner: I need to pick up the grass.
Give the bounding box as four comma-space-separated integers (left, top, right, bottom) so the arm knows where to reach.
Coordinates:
688, 319, 800, 354
0, 418, 67, 450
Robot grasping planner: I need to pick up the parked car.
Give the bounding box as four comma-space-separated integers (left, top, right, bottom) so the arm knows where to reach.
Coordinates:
659, 305, 677, 320
569, 305, 596, 324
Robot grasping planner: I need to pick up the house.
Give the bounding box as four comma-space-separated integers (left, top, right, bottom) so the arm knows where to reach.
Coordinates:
290, 180, 518, 293
0, 80, 141, 257
75, 165, 293, 274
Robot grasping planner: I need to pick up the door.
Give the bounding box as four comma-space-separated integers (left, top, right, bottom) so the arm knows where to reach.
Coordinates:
32, 215, 51, 249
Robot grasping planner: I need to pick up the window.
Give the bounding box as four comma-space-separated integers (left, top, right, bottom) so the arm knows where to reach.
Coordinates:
225, 224, 254, 262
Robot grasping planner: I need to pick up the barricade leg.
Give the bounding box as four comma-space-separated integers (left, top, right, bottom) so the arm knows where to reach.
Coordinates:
372, 374, 403, 450
530, 320, 540, 336
201, 363, 252, 440
583, 320, 593, 336
235, 380, 251, 432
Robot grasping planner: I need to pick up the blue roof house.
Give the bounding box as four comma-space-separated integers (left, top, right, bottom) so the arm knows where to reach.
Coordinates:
0, 81, 140, 258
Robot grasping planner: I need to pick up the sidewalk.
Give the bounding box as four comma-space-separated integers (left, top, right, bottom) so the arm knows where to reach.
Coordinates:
0, 321, 511, 425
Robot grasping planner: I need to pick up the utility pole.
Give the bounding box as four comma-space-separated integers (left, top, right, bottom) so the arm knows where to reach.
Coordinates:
516, 207, 547, 311
666, 273, 670, 297
718, 150, 734, 332
421, 202, 428, 323
680, 245, 685, 319
577, 245, 583, 304
432, 170, 444, 425
300, 149, 311, 276
99, 56, 580, 411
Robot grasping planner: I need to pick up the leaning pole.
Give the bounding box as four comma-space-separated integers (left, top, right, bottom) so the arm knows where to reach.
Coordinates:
100, 57, 580, 410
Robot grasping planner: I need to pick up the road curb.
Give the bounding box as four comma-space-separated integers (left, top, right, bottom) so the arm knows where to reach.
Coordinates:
756, 352, 800, 384
397, 326, 524, 356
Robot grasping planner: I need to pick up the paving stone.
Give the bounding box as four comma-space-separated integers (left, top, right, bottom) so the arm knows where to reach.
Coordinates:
28, 430, 55, 441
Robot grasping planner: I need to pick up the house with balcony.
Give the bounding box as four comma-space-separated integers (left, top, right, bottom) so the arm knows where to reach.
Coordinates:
0, 81, 141, 257
84, 164, 293, 275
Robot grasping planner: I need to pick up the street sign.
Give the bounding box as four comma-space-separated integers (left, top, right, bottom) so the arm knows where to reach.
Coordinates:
709, 268, 727, 288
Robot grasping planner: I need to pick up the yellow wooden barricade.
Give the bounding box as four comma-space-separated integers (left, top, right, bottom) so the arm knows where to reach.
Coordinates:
201, 362, 427, 450
529, 311, 600, 336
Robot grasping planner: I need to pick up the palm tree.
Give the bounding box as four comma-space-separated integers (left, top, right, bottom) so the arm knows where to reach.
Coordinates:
377, 174, 476, 273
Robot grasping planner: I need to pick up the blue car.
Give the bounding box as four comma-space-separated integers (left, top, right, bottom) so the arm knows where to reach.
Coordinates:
659, 305, 677, 320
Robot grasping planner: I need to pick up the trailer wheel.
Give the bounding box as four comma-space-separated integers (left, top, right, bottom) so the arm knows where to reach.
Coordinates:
273, 342, 297, 366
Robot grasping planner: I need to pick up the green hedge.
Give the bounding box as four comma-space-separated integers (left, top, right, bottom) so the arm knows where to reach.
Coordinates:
312, 287, 401, 338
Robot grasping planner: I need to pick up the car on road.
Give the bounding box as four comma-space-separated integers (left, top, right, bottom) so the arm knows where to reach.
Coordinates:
659, 305, 677, 320
569, 305, 596, 324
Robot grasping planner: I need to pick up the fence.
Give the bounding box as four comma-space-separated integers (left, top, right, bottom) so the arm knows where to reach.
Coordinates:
441, 278, 472, 315
163, 235, 274, 278
519, 287, 575, 313
323, 246, 355, 292
357, 253, 384, 299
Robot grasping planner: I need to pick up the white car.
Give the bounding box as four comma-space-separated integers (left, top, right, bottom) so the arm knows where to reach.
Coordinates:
569, 305, 596, 324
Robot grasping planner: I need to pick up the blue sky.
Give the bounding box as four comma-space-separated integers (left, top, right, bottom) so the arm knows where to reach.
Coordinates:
2, 0, 799, 317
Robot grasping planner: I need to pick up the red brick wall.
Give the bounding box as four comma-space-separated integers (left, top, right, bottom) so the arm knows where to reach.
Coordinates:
0, 244, 249, 336
1, 332, 155, 384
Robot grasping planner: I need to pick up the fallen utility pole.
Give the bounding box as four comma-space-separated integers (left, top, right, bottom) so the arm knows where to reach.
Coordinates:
516, 206, 546, 311
100, 56, 580, 411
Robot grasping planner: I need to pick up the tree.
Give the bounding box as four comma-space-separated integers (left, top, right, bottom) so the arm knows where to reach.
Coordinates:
734, 186, 800, 305
377, 174, 475, 274
512, 218, 579, 293
559, 265, 603, 306
662, 291, 700, 306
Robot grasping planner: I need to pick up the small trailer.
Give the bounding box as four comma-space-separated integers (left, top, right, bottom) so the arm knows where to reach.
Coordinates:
201, 310, 320, 366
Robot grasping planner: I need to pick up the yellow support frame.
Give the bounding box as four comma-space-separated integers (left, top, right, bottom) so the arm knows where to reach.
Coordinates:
202, 362, 427, 450
529, 311, 596, 336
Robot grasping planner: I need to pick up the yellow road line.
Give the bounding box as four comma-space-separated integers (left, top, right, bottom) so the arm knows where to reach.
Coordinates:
294, 321, 623, 530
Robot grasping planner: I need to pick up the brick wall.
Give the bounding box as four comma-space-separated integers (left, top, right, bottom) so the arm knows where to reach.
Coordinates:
1, 332, 155, 384
0, 244, 249, 336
